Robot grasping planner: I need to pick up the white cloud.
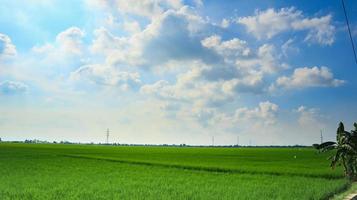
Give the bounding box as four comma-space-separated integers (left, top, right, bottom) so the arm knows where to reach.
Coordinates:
123, 21, 142, 33
172, 101, 280, 132
0, 33, 17, 58
228, 43, 287, 76
140, 80, 171, 97
139, 56, 280, 127
237, 7, 335, 45
281, 39, 299, 57
31, 43, 55, 54
27, 27, 88, 79
200, 36, 285, 93
256, 44, 286, 73
97, 6, 213, 68
234, 101, 279, 125
56, 27, 85, 55
295, 106, 325, 129
0, 80, 28, 95
141, 76, 228, 105
222, 72, 264, 94
70, 64, 141, 90
140, 60, 238, 108
89, 0, 183, 18
237, 8, 300, 39
220, 18, 230, 28
90, 28, 127, 55
292, 15, 335, 45
89, 5, 285, 92
272, 66, 345, 90
135, 6, 211, 64
201, 35, 250, 58
32, 26, 86, 63
90, 27, 144, 67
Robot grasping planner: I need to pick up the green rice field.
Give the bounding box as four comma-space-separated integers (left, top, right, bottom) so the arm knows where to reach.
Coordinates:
0, 143, 351, 199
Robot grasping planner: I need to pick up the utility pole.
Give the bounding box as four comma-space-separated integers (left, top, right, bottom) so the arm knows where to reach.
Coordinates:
237, 136, 239, 147
106, 128, 109, 144
320, 129, 323, 144
212, 136, 214, 147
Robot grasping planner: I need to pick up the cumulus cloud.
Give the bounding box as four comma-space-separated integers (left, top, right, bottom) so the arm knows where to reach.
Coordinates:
141, 80, 170, 96
98, 6, 218, 68
32, 26, 86, 62
123, 21, 142, 33
222, 72, 264, 94
88, 0, 183, 18
234, 101, 279, 125
90, 27, 145, 67
90, 5, 283, 89
200, 36, 285, 92
224, 43, 287, 77
141, 60, 279, 126
292, 15, 335, 45
294, 106, 325, 129
137, 6, 215, 65
141, 37, 286, 110
256, 44, 287, 73
141, 61, 240, 108
237, 7, 335, 45
141, 76, 229, 105
237, 8, 299, 39
220, 18, 230, 28
272, 66, 345, 90
0, 33, 17, 58
191, 101, 280, 129
70, 64, 141, 90
90, 28, 127, 55
27, 27, 88, 80
201, 35, 250, 58
56, 27, 85, 55
0, 80, 28, 95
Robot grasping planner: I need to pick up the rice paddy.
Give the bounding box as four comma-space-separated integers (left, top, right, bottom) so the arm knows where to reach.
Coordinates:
0, 143, 350, 199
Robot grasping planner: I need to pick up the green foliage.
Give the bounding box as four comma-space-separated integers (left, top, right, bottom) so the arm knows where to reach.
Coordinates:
314, 122, 357, 180
0, 143, 349, 199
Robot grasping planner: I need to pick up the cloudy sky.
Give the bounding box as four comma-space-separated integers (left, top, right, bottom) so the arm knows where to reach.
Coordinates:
0, 0, 356, 145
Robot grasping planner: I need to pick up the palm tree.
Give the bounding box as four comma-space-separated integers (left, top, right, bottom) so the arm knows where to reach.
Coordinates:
314, 122, 357, 180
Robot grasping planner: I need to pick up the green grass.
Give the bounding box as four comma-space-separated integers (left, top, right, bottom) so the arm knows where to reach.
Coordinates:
0, 143, 350, 199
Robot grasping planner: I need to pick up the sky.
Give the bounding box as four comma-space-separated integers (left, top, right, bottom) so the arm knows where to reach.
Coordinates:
0, 0, 356, 145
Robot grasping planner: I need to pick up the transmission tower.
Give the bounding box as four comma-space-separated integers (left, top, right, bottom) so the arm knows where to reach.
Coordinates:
106, 128, 109, 144
320, 129, 323, 144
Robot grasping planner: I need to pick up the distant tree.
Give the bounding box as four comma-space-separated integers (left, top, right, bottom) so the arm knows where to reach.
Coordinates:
314, 122, 357, 180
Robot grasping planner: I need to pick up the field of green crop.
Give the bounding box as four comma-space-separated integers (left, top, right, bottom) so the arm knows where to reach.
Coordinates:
0, 143, 351, 199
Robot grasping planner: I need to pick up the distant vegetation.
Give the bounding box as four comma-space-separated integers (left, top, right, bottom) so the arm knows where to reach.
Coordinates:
2, 138, 310, 148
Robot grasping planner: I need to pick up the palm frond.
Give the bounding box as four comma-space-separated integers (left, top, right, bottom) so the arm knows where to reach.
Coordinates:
315, 141, 336, 150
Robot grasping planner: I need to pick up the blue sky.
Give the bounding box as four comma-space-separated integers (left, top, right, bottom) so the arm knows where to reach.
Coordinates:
0, 0, 356, 145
